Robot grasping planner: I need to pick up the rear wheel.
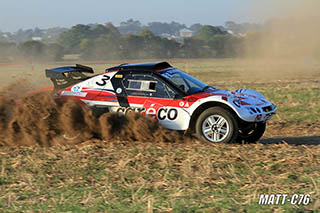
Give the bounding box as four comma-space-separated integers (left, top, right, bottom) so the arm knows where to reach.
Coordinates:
237, 122, 266, 143
195, 107, 238, 143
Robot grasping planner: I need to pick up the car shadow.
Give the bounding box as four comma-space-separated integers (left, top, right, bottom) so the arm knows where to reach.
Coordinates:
259, 136, 320, 145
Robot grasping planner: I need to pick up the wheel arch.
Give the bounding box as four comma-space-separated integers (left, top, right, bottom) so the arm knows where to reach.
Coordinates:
188, 101, 239, 133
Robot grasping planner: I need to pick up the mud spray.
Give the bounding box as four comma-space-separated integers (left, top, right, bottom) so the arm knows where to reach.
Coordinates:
0, 87, 184, 147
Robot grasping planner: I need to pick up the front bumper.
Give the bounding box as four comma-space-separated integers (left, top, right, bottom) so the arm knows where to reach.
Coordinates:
240, 104, 277, 122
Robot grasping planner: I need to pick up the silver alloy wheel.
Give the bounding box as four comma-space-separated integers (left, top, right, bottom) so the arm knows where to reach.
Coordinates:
202, 115, 229, 143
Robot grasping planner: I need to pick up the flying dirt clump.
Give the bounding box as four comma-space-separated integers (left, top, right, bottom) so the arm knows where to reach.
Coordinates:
0, 88, 185, 147
60, 100, 100, 143
0, 94, 16, 145
6, 92, 62, 147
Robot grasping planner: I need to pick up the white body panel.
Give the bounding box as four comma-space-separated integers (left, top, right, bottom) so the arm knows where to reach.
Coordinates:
58, 72, 276, 131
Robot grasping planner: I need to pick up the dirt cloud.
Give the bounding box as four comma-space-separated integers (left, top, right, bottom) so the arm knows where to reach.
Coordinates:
244, 1, 319, 60
0, 86, 185, 147
235, 0, 320, 80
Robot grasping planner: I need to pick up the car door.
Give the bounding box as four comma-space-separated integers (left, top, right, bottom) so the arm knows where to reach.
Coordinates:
122, 73, 191, 130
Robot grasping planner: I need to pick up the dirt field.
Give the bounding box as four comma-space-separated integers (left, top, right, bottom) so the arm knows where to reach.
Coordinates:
0, 59, 319, 212
1, 59, 319, 144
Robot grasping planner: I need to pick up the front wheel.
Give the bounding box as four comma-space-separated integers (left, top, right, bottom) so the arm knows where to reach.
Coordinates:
237, 122, 266, 143
195, 107, 238, 143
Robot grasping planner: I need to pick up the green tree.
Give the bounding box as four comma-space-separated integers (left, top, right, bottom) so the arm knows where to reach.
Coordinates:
146, 21, 186, 35
189, 23, 202, 32
120, 34, 144, 59
158, 38, 180, 58
58, 24, 91, 53
118, 19, 142, 34
0, 41, 17, 62
96, 35, 121, 60
140, 29, 154, 38
208, 34, 227, 57
180, 38, 209, 58
80, 35, 121, 60
208, 34, 242, 57
19, 40, 46, 61
90, 24, 111, 39
105, 22, 121, 37
80, 38, 94, 60
196, 25, 226, 41
46, 43, 64, 61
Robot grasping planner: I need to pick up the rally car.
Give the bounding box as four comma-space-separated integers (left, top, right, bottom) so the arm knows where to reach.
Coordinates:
45, 62, 277, 143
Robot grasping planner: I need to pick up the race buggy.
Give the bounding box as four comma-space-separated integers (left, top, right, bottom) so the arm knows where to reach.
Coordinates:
45, 62, 277, 143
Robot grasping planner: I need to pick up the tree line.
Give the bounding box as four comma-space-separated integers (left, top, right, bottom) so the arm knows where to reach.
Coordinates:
0, 22, 248, 62
3, 20, 313, 62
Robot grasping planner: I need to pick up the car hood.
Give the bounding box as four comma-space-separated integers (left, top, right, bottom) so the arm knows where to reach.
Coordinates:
192, 88, 271, 107
187, 88, 276, 122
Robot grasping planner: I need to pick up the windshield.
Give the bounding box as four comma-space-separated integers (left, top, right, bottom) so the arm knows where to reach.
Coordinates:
160, 68, 209, 95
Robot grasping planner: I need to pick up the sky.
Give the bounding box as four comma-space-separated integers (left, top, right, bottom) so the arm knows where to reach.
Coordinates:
0, 0, 301, 32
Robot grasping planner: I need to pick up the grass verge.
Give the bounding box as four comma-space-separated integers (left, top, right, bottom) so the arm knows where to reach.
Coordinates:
0, 141, 319, 212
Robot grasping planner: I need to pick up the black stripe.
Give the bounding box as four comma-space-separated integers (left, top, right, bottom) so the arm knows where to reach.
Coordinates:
111, 71, 130, 107
117, 96, 129, 107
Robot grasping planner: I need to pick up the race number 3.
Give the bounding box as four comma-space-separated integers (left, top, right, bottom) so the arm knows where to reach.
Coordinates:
96, 75, 110, 86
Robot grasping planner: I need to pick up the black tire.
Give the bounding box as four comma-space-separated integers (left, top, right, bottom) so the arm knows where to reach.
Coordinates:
237, 122, 266, 143
195, 107, 238, 143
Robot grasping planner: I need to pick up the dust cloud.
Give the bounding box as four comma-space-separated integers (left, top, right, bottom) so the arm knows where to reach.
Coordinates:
0, 86, 184, 147
241, 0, 320, 74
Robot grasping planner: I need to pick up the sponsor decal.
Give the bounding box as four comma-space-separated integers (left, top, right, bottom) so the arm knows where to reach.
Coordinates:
179, 101, 190, 108
158, 108, 178, 121
71, 85, 82, 92
258, 194, 310, 205
81, 88, 116, 94
61, 91, 87, 97
142, 101, 163, 119
115, 104, 179, 122
117, 107, 145, 114
116, 88, 122, 94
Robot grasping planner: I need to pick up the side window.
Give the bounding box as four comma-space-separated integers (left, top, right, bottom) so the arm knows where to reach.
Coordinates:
123, 74, 175, 98
171, 74, 188, 92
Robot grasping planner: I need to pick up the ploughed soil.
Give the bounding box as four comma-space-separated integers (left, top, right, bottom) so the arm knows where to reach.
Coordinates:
0, 87, 318, 147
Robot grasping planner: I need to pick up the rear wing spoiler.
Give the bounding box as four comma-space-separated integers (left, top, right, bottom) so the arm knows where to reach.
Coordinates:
45, 64, 94, 79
